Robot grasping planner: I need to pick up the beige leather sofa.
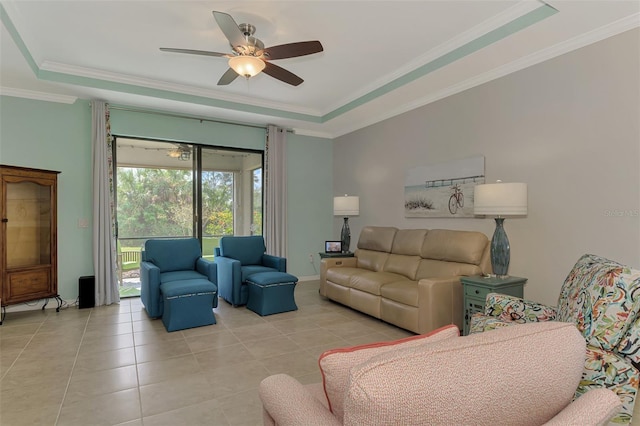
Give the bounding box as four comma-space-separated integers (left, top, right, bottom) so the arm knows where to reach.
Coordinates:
320, 226, 491, 334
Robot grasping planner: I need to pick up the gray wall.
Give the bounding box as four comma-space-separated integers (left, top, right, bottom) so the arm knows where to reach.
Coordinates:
333, 28, 640, 306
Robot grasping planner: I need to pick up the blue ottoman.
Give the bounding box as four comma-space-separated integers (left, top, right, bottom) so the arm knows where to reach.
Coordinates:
160, 279, 217, 332
246, 272, 298, 316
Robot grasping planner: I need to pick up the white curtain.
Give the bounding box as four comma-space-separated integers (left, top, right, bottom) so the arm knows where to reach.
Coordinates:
264, 125, 287, 257
91, 100, 120, 306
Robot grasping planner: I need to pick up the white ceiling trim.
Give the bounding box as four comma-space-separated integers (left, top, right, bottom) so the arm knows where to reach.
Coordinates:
38, 61, 321, 116
322, 0, 546, 115
0, 86, 77, 104
326, 13, 640, 138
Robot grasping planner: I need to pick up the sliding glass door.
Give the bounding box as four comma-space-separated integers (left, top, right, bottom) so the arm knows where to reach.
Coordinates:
114, 137, 263, 296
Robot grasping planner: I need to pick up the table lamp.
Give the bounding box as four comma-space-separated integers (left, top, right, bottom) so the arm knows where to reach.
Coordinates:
473, 182, 527, 277
333, 195, 359, 253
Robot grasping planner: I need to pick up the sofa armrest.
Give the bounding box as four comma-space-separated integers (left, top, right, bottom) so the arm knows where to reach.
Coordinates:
469, 293, 558, 334
196, 257, 217, 283
543, 388, 621, 426
484, 293, 558, 322
262, 254, 286, 272
140, 261, 162, 318
215, 256, 242, 304
320, 257, 358, 296
417, 276, 464, 333
259, 374, 341, 426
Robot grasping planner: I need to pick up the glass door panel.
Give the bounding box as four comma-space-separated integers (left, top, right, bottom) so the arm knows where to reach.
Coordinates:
6, 181, 51, 268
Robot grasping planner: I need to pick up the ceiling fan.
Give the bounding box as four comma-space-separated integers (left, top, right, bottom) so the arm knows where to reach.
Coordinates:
160, 11, 323, 86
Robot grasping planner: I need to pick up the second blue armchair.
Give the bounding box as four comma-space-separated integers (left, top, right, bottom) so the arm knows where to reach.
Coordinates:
215, 236, 286, 306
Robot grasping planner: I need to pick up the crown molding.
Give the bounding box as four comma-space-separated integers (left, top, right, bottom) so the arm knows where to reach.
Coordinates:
329, 12, 640, 138
39, 61, 321, 117
0, 86, 77, 104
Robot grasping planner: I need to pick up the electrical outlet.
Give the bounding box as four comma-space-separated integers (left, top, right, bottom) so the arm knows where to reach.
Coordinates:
308, 254, 314, 263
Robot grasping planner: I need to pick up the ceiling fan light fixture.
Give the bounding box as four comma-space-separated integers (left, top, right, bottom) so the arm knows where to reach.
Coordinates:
228, 55, 265, 78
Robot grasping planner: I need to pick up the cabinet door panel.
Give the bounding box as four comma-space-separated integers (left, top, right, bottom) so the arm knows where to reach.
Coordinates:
6, 268, 53, 301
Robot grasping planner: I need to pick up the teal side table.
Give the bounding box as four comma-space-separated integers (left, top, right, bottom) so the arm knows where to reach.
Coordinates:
461, 275, 527, 335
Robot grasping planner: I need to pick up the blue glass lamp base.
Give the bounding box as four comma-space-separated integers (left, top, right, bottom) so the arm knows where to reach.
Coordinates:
490, 217, 510, 278
341, 217, 351, 253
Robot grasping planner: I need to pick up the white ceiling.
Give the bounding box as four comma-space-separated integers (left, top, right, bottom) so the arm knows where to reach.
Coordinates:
1, 1, 638, 138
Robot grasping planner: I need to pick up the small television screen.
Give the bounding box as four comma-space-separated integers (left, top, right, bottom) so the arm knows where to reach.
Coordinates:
325, 241, 342, 253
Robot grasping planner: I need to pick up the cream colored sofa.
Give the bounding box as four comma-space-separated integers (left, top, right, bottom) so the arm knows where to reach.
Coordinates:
320, 226, 491, 334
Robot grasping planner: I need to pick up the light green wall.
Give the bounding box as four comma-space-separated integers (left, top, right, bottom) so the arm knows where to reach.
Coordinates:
0, 96, 93, 300
0, 97, 333, 303
110, 109, 265, 150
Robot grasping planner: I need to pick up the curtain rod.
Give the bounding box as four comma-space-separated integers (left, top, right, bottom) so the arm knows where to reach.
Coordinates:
106, 104, 293, 133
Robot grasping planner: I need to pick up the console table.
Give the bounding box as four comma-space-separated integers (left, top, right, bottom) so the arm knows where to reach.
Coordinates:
461, 275, 527, 335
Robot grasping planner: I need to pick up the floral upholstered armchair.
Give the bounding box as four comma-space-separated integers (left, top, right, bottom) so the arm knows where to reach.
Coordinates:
470, 254, 640, 424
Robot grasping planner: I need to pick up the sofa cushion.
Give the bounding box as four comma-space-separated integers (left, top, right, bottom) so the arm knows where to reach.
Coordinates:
351, 271, 405, 296
380, 281, 418, 307
416, 259, 482, 281
357, 226, 397, 252
558, 254, 640, 351
420, 229, 488, 265
391, 229, 427, 255
343, 322, 585, 425
355, 249, 389, 272
144, 238, 201, 273
384, 254, 421, 280
219, 235, 266, 266
318, 324, 459, 422
160, 270, 207, 284
326, 267, 367, 287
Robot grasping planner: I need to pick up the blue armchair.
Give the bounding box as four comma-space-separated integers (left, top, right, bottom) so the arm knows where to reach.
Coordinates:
140, 238, 218, 318
215, 236, 286, 306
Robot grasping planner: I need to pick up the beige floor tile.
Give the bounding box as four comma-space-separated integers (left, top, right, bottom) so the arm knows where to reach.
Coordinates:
259, 349, 320, 376
133, 328, 185, 346
217, 388, 264, 426
134, 339, 191, 363
73, 346, 136, 373
270, 317, 321, 334
242, 335, 302, 359
193, 343, 256, 371
79, 333, 135, 355
0, 322, 41, 338
185, 329, 240, 353
64, 365, 138, 404
0, 399, 61, 425
201, 360, 271, 398
286, 328, 344, 347
139, 373, 215, 417
228, 322, 282, 342
57, 388, 141, 426
137, 354, 201, 386
0, 280, 416, 425
83, 322, 133, 338
143, 399, 227, 425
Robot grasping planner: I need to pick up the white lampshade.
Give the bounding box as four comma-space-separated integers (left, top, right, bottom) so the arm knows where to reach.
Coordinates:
334, 195, 359, 216
474, 182, 527, 216
228, 56, 265, 78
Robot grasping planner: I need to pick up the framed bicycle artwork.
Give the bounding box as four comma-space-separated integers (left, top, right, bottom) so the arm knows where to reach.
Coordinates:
404, 156, 485, 218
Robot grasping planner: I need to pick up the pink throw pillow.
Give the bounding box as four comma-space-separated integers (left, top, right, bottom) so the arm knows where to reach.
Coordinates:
318, 324, 459, 421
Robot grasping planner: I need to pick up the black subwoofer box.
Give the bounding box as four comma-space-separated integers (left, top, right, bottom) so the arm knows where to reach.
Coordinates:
78, 275, 95, 309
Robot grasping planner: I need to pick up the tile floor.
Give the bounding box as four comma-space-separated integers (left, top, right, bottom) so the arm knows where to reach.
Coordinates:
0, 280, 413, 425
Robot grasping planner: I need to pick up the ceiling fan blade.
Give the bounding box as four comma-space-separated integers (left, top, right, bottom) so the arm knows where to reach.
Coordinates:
263, 41, 323, 60
212, 11, 246, 48
263, 62, 303, 86
160, 48, 228, 58
217, 68, 239, 86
